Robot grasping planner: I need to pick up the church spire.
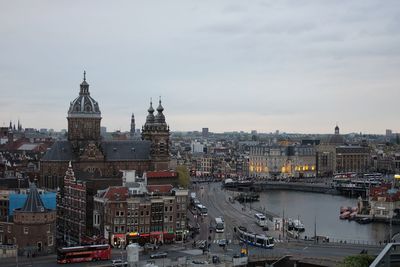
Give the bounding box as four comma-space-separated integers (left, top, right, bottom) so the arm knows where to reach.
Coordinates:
155, 97, 166, 123
79, 70, 89, 96
130, 113, 136, 135
146, 99, 155, 124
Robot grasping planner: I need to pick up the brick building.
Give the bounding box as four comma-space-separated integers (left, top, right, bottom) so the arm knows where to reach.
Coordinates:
40, 73, 170, 190
0, 183, 56, 256
56, 162, 87, 246
336, 146, 370, 174
93, 186, 188, 247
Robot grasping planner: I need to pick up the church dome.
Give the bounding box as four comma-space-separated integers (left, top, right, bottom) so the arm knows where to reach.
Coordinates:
145, 100, 155, 123
155, 99, 166, 123
68, 72, 101, 118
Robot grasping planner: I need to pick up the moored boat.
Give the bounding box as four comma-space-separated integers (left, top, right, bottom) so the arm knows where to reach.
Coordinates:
349, 212, 358, 220
356, 217, 372, 224
340, 206, 349, 213
288, 219, 305, 232
340, 211, 351, 219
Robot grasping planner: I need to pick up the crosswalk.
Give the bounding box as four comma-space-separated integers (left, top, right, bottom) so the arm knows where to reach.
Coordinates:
194, 240, 207, 247
213, 239, 232, 244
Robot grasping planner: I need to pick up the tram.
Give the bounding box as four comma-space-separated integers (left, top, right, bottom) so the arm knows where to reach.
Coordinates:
236, 226, 274, 248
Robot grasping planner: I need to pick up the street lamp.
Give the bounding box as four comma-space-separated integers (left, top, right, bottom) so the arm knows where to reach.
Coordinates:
13, 238, 18, 267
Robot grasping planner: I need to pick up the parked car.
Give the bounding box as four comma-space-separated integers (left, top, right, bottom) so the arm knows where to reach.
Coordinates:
111, 259, 128, 267
192, 260, 209, 264
150, 252, 168, 259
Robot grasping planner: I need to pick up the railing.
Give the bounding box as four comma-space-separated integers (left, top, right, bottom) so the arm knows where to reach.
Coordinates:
370, 242, 400, 267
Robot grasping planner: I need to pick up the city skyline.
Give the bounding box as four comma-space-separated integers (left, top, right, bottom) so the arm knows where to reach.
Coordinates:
1, 1, 400, 134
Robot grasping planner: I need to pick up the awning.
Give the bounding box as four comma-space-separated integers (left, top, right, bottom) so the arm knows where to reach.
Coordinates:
150, 231, 163, 236
163, 233, 175, 240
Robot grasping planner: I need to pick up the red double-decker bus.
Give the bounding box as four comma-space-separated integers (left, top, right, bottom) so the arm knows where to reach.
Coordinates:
57, 244, 111, 264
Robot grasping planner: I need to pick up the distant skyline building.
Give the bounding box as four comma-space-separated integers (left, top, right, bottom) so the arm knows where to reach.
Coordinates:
202, 128, 209, 138
130, 113, 136, 137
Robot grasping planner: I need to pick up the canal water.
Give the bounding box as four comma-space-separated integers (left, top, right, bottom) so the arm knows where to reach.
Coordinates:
256, 190, 395, 243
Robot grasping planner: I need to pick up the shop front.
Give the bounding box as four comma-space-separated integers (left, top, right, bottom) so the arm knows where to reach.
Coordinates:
112, 233, 126, 248
126, 232, 140, 245
138, 233, 150, 245
163, 232, 175, 244
150, 231, 163, 244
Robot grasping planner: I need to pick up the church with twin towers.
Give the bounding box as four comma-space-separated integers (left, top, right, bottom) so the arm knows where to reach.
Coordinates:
40, 72, 170, 189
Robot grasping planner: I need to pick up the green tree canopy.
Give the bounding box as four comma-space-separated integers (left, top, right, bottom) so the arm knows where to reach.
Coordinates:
176, 165, 190, 188
339, 254, 375, 267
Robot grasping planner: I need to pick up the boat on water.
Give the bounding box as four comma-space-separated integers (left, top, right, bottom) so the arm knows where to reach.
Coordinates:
356, 217, 372, 224
234, 192, 259, 203
288, 219, 305, 232
340, 206, 349, 213
340, 211, 351, 219
349, 212, 358, 220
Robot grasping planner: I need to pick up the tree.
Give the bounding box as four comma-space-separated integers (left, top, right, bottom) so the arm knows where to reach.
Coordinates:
176, 165, 190, 188
339, 254, 375, 267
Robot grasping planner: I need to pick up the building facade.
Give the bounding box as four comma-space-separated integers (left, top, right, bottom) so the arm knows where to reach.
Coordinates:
249, 144, 316, 178
40, 73, 170, 190
93, 187, 188, 247
0, 183, 56, 256
336, 146, 370, 174
56, 162, 87, 246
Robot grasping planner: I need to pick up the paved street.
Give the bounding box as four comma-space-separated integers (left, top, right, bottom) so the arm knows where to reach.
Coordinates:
2, 181, 386, 267
193, 182, 384, 260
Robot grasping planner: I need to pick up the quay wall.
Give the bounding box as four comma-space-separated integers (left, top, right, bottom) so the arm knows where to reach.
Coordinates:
254, 182, 339, 195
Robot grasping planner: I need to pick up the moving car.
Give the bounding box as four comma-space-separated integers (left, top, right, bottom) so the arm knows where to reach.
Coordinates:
218, 239, 227, 247
150, 252, 168, 259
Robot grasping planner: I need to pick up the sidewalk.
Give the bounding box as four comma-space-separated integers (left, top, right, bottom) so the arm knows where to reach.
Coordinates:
222, 189, 284, 242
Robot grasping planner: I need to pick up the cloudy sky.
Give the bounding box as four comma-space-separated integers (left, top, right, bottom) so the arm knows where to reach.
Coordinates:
1, 1, 399, 134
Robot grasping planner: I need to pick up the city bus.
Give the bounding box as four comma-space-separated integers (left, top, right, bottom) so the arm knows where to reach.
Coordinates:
57, 244, 111, 264
215, 217, 225, 233
254, 213, 267, 227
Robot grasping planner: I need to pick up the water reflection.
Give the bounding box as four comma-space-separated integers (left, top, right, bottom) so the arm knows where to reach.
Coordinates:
257, 190, 396, 243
